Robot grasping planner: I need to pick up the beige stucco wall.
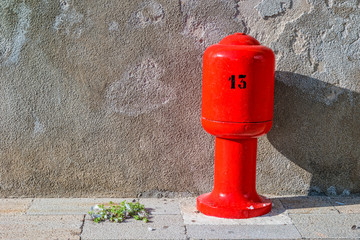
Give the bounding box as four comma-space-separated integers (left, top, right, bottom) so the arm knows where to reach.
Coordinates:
0, 0, 359, 197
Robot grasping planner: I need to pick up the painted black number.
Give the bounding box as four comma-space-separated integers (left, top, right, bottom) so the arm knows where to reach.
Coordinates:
229, 75, 236, 89
229, 75, 246, 89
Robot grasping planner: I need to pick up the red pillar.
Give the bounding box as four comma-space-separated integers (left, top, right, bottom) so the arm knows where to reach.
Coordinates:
197, 137, 271, 218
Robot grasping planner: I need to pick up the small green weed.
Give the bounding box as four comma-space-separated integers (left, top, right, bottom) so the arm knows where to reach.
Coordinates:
88, 200, 149, 223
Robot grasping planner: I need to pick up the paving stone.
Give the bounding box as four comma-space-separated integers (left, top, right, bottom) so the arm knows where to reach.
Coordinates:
329, 197, 360, 214
0, 198, 32, 215
1, 197, 359, 239
279, 196, 339, 214
27, 198, 180, 215
186, 224, 302, 239
139, 198, 181, 215
180, 197, 292, 225
0, 215, 84, 239
81, 214, 186, 239
290, 213, 360, 239
27, 198, 100, 215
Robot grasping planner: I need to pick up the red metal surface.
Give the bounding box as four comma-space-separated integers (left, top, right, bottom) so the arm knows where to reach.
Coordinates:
197, 33, 275, 219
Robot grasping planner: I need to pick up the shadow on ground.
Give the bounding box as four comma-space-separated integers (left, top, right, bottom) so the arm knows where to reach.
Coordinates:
271, 196, 360, 215
267, 71, 360, 195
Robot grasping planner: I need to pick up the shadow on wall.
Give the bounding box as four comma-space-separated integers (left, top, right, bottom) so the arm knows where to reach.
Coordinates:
268, 71, 360, 195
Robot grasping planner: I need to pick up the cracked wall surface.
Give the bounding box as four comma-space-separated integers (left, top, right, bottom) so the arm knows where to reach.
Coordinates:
0, 0, 359, 197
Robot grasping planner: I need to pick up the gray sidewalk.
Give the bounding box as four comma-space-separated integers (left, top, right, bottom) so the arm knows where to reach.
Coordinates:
0, 196, 359, 239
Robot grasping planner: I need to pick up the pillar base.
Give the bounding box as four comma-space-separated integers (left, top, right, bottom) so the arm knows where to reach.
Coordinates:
197, 192, 272, 219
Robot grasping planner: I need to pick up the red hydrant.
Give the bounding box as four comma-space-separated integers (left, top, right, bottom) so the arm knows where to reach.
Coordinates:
197, 33, 275, 219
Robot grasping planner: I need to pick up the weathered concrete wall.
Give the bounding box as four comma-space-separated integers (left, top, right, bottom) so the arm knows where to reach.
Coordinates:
0, 0, 359, 197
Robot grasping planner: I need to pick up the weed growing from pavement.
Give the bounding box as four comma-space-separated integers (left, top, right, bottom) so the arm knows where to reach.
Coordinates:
88, 200, 149, 223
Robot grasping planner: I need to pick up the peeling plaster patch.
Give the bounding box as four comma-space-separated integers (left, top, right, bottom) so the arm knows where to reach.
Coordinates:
316, 61, 324, 73
129, 1, 164, 28
7, 3, 31, 64
315, 17, 360, 92
106, 58, 176, 116
182, 17, 205, 44
179, 0, 243, 48
293, 31, 307, 55
182, 16, 225, 48
53, 0, 84, 38
108, 21, 119, 32
255, 0, 292, 19
33, 116, 45, 136
272, 1, 360, 96
327, 0, 358, 10
0, 2, 31, 65
321, 17, 345, 42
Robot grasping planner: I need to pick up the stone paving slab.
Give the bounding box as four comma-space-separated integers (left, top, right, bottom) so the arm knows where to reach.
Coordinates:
0, 197, 359, 239
186, 224, 302, 239
0, 198, 32, 215
290, 213, 360, 239
81, 214, 186, 240
329, 197, 360, 214
180, 197, 292, 225
278, 196, 339, 214
27, 198, 180, 215
0, 214, 84, 240
141, 198, 181, 215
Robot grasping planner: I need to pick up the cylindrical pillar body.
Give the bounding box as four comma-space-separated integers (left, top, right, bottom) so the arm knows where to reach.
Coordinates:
197, 137, 271, 218
213, 137, 258, 200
